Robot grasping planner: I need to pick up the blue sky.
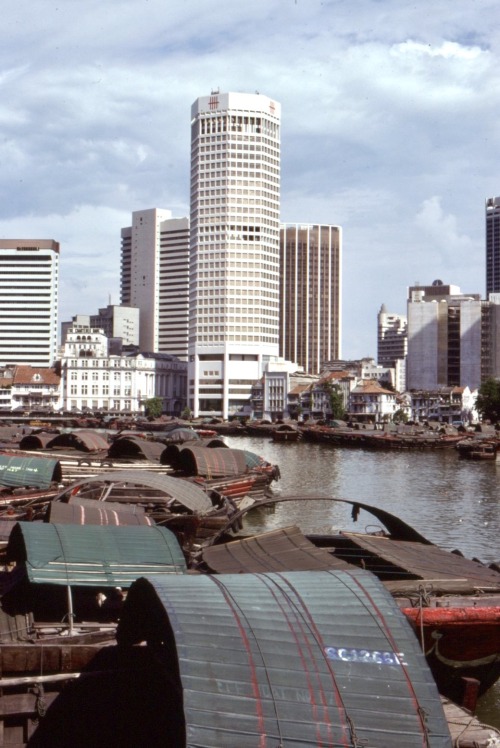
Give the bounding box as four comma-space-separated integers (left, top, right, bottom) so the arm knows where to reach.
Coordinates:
1, 0, 499, 358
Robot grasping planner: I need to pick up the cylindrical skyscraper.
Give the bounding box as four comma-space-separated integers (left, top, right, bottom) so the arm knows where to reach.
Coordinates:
189, 91, 281, 418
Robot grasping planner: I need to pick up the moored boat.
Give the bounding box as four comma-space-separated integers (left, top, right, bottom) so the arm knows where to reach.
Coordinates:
457, 438, 498, 460
199, 495, 500, 703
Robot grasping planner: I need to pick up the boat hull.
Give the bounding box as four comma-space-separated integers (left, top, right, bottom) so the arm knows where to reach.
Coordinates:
402, 606, 500, 700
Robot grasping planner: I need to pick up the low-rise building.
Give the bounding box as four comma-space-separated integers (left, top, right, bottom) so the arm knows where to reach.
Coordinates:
348, 380, 398, 424
407, 386, 478, 424
60, 326, 187, 415
10, 366, 61, 412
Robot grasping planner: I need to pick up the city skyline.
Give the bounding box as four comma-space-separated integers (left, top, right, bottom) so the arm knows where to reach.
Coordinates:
1, 2, 499, 358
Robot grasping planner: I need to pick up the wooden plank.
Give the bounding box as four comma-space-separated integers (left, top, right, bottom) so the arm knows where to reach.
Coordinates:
0, 691, 59, 717
0, 645, 107, 675
343, 533, 500, 588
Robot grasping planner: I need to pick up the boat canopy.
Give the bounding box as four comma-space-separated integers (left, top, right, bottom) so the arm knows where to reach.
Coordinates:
0, 454, 62, 489
19, 432, 57, 450
117, 570, 450, 747
44, 429, 109, 453
47, 497, 153, 527
162, 446, 249, 477
6, 522, 186, 586
202, 525, 352, 573
107, 436, 165, 462
53, 470, 214, 514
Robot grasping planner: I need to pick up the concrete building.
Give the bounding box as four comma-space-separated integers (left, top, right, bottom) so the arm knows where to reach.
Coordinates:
348, 380, 398, 424
408, 386, 478, 424
280, 224, 342, 374
188, 91, 282, 419
120, 209, 190, 359
377, 305, 407, 391
486, 197, 500, 297
61, 305, 140, 347
60, 326, 187, 415
406, 280, 500, 391
0, 240, 59, 367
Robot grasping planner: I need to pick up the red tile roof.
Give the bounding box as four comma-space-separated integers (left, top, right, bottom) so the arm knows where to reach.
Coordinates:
12, 366, 60, 385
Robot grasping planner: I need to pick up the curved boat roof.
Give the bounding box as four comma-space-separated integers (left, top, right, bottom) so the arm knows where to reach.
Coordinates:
108, 436, 165, 462
53, 470, 214, 514
7, 522, 186, 586
164, 446, 249, 477
117, 571, 449, 747
47, 497, 153, 527
0, 453, 62, 489
45, 429, 109, 453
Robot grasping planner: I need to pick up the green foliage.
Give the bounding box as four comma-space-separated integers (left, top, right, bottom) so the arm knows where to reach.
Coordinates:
393, 408, 408, 424
143, 397, 163, 419
476, 378, 500, 423
181, 406, 192, 421
322, 381, 345, 420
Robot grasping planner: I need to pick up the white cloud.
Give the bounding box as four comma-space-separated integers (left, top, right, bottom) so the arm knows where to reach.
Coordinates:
0, 0, 498, 359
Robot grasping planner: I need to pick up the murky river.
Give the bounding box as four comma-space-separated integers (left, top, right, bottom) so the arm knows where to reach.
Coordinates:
225, 434, 500, 726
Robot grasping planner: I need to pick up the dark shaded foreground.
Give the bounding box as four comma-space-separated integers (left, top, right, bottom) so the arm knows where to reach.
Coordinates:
27, 645, 185, 748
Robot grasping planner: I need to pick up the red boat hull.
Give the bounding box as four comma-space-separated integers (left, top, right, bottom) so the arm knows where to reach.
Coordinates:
402, 606, 500, 699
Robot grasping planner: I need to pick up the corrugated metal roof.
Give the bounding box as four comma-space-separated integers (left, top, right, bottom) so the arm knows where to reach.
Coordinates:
19, 432, 57, 450
6, 522, 186, 586
54, 470, 213, 514
174, 446, 248, 477
118, 570, 451, 747
202, 526, 352, 573
108, 436, 165, 462
47, 430, 109, 452
0, 454, 62, 488
47, 497, 153, 526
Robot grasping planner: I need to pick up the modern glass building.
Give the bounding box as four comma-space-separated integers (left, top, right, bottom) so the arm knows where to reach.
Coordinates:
486, 196, 500, 297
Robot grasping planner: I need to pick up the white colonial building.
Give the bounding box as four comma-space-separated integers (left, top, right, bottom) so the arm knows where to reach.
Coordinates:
348, 380, 398, 424
60, 326, 187, 415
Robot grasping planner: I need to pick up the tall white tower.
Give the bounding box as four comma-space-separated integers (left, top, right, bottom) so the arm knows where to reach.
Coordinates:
189, 91, 281, 418
120, 208, 190, 359
0, 239, 59, 367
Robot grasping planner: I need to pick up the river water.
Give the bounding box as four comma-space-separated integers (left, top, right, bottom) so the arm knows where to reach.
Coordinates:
225, 434, 500, 726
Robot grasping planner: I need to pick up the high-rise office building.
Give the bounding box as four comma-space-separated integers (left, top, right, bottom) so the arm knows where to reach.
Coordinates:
280, 224, 341, 374
486, 197, 500, 297
120, 209, 190, 359
0, 239, 59, 367
377, 306, 407, 367
188, 91, 281, 418
61, 305, 140, 347
405, 281, 500, 391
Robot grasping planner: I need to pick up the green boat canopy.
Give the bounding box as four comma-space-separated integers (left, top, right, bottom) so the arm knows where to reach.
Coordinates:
0, 454, 62, 489
6, 522, 187, 587
117, 570, 450, 748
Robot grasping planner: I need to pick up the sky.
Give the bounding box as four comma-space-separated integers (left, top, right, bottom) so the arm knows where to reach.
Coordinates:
1, 0, 499, 359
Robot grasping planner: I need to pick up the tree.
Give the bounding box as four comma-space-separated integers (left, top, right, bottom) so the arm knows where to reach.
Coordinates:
476, 378, 500, 423
393, 408, 408, 424
143, 397, 163, 419
322, 382, 346, 420
181, 406, 192, 421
